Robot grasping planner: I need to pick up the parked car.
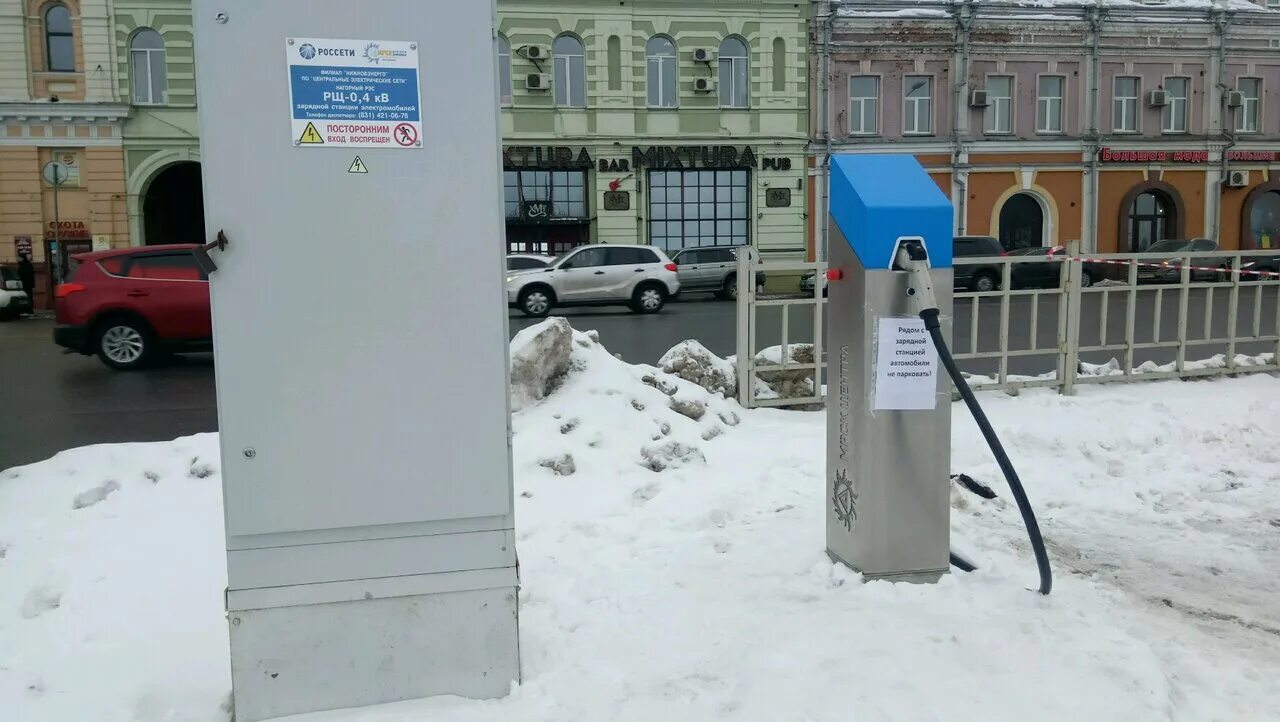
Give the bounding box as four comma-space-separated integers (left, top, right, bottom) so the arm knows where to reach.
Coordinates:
800, 235, 1007, 295
506, 254, 554, 273
0, 267, 32, 320
1008, 246, 1098, 289
53, 245, 211, 370
1239, 252, 1280, 282
670, 246, 765, 300
507, 244, 680, 317
800, 269, 826, 297
1137, 239, 1220, 283
953, 235, 1007, 292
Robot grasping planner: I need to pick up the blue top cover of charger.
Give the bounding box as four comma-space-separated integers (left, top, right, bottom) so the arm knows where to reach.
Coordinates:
829, 154, 954, 270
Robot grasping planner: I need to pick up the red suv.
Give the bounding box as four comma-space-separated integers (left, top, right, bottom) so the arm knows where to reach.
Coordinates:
53, 245, 211, 370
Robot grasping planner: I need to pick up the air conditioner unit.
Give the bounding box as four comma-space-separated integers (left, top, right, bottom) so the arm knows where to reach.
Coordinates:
1228, 170, 1249, 188
970, 89, 990, 107
1226, 91, 1245, 108
694, 77, 715, 93
1146, 90, 1169, 107
692, 48, 716, 63
525, 73, 551, 91
518, 45, 548, 61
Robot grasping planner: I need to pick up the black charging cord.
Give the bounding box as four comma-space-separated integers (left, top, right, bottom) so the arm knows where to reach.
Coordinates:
921, 307, 1053, 595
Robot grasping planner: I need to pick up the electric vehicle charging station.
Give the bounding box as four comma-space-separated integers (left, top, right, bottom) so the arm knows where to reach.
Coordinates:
193, 2, 518, 720
824, 154, 1052, 593
824, 155, 955, 583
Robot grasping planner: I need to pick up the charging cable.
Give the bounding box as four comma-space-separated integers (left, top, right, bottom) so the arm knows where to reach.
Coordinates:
894, 240, 1053, 595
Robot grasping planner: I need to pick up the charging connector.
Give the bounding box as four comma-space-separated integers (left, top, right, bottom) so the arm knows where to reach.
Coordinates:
893, 237, 1053, 595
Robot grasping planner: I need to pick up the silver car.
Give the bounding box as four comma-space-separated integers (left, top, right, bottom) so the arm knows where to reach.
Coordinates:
670, 246, 765, 300
507, 244, 680, 317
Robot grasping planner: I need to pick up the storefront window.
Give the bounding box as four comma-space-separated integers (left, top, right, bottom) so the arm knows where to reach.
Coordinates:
503, 170, 587, 220
1250, 190, 1279, 250
648, 169, 749, 252
1128, 190, 1173, 252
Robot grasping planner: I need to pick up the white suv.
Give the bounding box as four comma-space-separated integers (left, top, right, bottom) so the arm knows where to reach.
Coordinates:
0, 267, 32, 320
507, 244, 680, 317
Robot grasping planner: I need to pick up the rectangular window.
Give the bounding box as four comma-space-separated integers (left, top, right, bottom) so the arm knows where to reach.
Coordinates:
849, 75, 879, 135
554, 55, 585, 107
647, 55, 677, 108
1036, 75, 1065, 133
903, 75, 932, 135
1113, 76, 1139, 133
984, 75, 1013, 134
719, 55, 748, 109
503, 170, 587, 220
130, 49, 167, 104
1163, 77, 1190, 133
647, 169, 750, 252
1236, 77, 1261, 134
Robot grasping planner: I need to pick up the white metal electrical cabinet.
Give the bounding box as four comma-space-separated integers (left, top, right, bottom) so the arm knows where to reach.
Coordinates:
192, 1, 518, 720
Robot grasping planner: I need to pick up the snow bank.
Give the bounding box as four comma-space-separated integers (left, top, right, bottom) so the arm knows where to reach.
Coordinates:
3, 323, 1280, 722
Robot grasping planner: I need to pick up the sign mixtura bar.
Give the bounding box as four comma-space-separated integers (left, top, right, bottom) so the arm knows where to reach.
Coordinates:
287, 37, 422, 149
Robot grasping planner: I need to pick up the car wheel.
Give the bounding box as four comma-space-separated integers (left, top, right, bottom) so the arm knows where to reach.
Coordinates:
631, 284, 666, 314
518, 286, 554, 318
1079, 271, 1095, 288
95, 318, 151, 370
971, 272, 997, 293
722, 276, 738, 301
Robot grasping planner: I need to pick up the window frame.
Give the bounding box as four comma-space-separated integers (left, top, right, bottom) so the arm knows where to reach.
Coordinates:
848, 74, 881, 136
503, 169, 588, 220
984, 74, 1014, 135
552, 34, 586, 109
1112, 75, 1140, 134
646, 35, 679, 109
717, 36, 749, 110
44, 3, 75, 73
128, 28, 167, 106
1035, 74, 1066, 135
647, 169, 751, 252
902, 74, 934, 136
1161, 76, 1191, 134
1235, 77, 1262, 134
497, 34, 512, 107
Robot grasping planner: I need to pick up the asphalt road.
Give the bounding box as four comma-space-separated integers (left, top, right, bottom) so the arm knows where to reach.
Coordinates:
3, 285, 1275, 469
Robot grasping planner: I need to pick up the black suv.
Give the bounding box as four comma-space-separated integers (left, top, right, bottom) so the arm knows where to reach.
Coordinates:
953, 236, 1007, 292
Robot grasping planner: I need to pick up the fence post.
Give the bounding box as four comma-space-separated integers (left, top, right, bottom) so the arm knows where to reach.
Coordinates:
1059, 238, 1083, 396
735, 247, 753, 407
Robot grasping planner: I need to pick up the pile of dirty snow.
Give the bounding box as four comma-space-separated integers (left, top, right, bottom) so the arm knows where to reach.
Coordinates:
3, 319, 1279, 722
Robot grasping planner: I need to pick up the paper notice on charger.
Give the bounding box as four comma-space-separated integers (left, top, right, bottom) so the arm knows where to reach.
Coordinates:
873, 317, 940, 410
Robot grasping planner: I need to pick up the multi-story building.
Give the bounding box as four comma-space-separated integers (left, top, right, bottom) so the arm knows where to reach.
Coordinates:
812, 0, 1280, 257
0, 0, 130, 308
498, 0, 809, 258
113, 0, 201, 248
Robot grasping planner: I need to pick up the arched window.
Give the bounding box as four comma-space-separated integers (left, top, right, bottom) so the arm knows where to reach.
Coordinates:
718, 36, 748, 108
130, 29, 166, 105
646, 35, 677, 108
496, 35, 511, 106
1128, 191, 1174, 252
999, 193, 1046, 250
1246, 188, 1280, 250
552, 34, 585, 108
44, 4, 74, 72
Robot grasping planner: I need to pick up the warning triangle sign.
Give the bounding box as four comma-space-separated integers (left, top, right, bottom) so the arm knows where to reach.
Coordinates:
348, 156, 369, 174
298, 122, 324, 145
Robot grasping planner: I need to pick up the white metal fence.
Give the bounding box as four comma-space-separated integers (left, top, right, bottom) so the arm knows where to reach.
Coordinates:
735, 242, 1280, 408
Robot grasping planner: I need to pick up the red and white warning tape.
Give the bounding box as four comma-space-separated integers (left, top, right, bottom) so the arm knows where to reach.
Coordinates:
1046, 245, 1280, 279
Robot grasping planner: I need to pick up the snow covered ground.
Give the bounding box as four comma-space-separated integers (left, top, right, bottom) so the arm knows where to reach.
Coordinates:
2, 324, 1278, 722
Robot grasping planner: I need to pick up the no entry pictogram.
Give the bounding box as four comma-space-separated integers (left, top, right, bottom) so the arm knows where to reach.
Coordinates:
394, 123, 418, 146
